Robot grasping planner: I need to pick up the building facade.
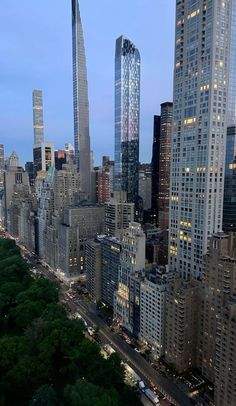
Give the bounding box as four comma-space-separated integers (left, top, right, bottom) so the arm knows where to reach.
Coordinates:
57, 204, 105, 277
158, 102, 173, 231
85, 237, 104, 302
200, 233, 236, 382
33, 143, 54, 176
165, 278, 200, 373
0, 144, 4, 170
151, 115, 161, 224
214, 295, 236, 406
223, 125, 236, 232
139, 268, 171, 359
101, 236, 121, 307
227, 0, 236, 126
139, 164, 152, 211
33, 90, 44, 145
71, 0, 91, 198
105, 191, 134, 238
114, 35, 140, 202
169, 0, 232, 279
114, 222, 145, 333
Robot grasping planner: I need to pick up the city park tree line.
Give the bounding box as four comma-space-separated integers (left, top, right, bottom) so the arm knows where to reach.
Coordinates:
0, 239, 141, 406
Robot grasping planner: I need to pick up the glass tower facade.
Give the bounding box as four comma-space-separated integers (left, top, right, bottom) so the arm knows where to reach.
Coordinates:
72, 0, 91, 198
33, 89, 44, 145
114, 36, 140, 203
169, 0, 232, 280
223, 126, 236, 231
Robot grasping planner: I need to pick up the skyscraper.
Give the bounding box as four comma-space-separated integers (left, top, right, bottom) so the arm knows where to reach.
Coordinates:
223, 0, 236, 232
71, 0, 91, 198
114, 222, 145, 332
0, 144, 4, 169
169, 0, 232, 279
227, 0, 236, 127
158, 102, 173, 231
114, 35, 140, 203
151, 115, 161, 223
33, 90, 44, 145
32, 89, 54, 177
223, 126, 236, 232
200, 233, 236, 383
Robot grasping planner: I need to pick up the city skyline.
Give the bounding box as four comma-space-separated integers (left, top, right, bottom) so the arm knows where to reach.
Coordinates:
1, 1, 236, 405
0, 0, 175, 165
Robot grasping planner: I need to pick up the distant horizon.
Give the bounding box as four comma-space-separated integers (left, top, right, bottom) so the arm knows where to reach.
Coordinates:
1, 0, 175, 166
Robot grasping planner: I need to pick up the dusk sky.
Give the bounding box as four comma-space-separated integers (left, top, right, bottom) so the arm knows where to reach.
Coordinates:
1, 0, 175, 166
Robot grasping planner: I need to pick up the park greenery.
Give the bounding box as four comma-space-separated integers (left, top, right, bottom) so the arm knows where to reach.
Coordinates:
0, 239, 141, 406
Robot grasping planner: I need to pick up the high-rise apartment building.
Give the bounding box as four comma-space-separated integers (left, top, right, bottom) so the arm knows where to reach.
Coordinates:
105, 191, 134, 238
151, 115, 161, 223
139, 164, 152, 210
114, 36, 140, 202
53, 163, 80, 216
223, 0, 236, 232
101, 236, 121, 307
3, 168, 30, 230
85, 236, 104, 302
158, 102, 173, 231
169, 0, 232, 279
25, 162, 34, 186
57, 204, 105, 277
33, 143, 54, 176
33, 90, 44, 145
97, 169, 110, 204
200, 233, 236, 382
214, 295, 236, 406
114, 222, 145, 332
165, 278, 200, 373
139, 268, 172, 359
54, 150, 67, 170
227, 0, 236, 127
223, 126, 236, 232
71, 0, 91, 198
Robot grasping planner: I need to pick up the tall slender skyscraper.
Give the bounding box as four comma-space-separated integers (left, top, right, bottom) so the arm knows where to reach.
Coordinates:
151, 115, 161, 223
223, 0, 236, 232
169, 0, 232, 279
32, 89, 54, 177
0, 144, 4, 170
33, 90, 44, 145
227, 0, 236, 127
71, 0, 91, 198
114, 36, 140, 203
158, 102, 173, 231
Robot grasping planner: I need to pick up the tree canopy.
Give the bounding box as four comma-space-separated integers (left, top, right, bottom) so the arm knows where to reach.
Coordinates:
0, 239, 141, 406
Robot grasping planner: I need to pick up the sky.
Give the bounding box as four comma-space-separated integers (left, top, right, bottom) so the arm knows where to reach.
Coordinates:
0, 0, 175, 166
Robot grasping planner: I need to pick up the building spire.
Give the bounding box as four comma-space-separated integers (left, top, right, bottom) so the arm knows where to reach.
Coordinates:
71, 0, 91, 199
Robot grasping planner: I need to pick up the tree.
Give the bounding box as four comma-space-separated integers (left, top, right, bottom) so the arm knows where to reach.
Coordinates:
30, 385, 59, 406
0, 240, 141, 406
64, 379, 119, 406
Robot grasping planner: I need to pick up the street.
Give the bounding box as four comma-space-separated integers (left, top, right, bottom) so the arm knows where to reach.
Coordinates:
16, 239, 192, 406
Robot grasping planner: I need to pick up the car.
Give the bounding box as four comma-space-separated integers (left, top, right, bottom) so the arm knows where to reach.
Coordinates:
134, 347, 140, 353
